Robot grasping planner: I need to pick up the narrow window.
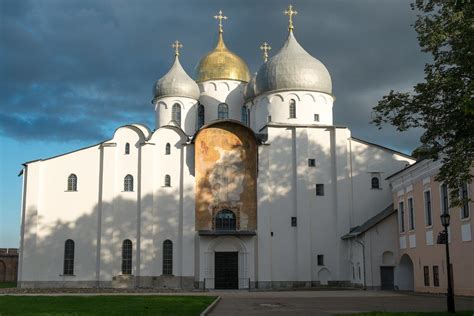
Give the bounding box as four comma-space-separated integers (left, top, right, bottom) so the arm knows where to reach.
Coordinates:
63, 239, 74, 275
408, 197, 415, 230
218, 103, 228, 120
67, 174, 77, 191
317, 255, 324, 266
267, 115, 272, 122
215, 209, 236, 230
433, 266, 439, 287
358, 265, 361, 280
316, 184, 325, 196
289, 99, 296, 118
308, 159, 316, 167
399, 201, 405, 233
121, 239, 132, 275
124, 174, 133, 192
197, 104, 205, 129
291, 217, 297, 227
424, 190, 432, 226
125, 143, 130, 155
371, 177, 380, 189
162, 240, 173, 275
352, 265, 355, 279
172, 103, 181, 126
164, 175, 171, 187
314, 114, 320, 122
441, 183, 449, 214
241, 105, 248, 125
460, 183, 470, 219
165, 143, 171, 155
423, 266, 430, 286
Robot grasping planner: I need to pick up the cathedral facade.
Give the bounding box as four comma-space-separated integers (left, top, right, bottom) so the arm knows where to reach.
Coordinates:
18, 8, 415, 289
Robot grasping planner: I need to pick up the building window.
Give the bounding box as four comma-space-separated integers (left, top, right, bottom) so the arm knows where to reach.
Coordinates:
241, 105, 248, 125
172, 103, 181, 126
121, 239, 132, 275
218, 103, 228, 120
441, 183, 449, 214
308, 159, 316, 167
63, 239, 74, 275
67, 174, 77, 191
399, 201, 405, 233
124, 174, 133, 192
291, 217, 297, 227
164, 175, 171, 187
215, 209, 236, 230
433, 266, 439, 287
460, 183, 470, 219
352, 265, 355, 279
267, 115, 272, 122
316, 184, 325, 196
314, 114, 319, 122
197, 104, 205, 129
162, 240, 173, 275
358, 265, 361, 280
424, 190, 432, 226
289, 99, 296, 118
125, 143, 130, 155
317, 255, 324, 266
165, 143, 171, 155
423, 266, 430, 286
408, 197, 415, 230
371, 177, 380, 189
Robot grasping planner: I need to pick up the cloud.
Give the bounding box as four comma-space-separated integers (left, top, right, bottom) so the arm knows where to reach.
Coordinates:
0, 0, 426, 152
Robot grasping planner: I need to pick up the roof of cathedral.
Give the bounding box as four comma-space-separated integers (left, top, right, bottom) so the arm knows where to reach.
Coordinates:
244, 74, 256, 101
255, 30, 332, 96
153, 54, 200, 102
194, 32, 250, 83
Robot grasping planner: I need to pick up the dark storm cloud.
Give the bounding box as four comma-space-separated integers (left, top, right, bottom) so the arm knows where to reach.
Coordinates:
0, 0, 426, 152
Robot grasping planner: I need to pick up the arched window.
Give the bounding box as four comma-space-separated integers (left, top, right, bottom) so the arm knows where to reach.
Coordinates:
241, 105, 248, 125
172, 103, 181, 126
165, 143, 171, 155
215, 209, 236, 230
63, 239, 75, 275
164, 175, 171, 187
371, 177, 380, 189
124, 174, 134, 192
162, 240, 173, 275
197, 104, 205, 129
289, 99, 296, 118
218, 103, 228, 120
122, 239, 132, 275
125, 143, 130, 155
67, 174, 77, 191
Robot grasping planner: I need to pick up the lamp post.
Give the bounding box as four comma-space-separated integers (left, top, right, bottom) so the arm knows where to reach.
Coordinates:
440, 213, 455, 313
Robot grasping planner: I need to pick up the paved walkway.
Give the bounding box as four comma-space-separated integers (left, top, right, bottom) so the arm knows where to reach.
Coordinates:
207, 291, 474, 315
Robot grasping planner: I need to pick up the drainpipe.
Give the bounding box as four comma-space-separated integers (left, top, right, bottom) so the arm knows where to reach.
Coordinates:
355, 238, 366, 290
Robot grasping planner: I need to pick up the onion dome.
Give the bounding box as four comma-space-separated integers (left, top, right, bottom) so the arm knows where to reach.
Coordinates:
244, 74, 256, 101
255, 30, 332, 96
153, 41, 200, 102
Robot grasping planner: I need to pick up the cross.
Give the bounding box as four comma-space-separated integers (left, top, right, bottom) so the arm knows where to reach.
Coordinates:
214, 10, 228, 33
172, 40, 183, 56
260, 42, 272, 62
284, 4, 298, 31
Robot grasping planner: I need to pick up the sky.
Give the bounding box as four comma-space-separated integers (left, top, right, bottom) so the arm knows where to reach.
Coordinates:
0, 0, 428, 247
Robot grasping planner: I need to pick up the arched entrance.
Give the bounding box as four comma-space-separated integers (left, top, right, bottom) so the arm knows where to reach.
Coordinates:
398, 254, 414, 291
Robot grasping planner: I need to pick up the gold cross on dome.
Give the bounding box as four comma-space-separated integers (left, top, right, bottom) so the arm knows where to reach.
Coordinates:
214, 10, 228, 33
260, 42, 272, 62
284, 4, 298, 31
172, 40, 183, 56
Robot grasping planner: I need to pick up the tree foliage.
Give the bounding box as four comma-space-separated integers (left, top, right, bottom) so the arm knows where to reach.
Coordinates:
372, 0, 474, 206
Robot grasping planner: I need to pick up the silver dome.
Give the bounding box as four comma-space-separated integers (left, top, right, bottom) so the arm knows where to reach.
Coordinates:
244, 74, 256, 101
153, 56, 200, 101
255, 31, 332, 96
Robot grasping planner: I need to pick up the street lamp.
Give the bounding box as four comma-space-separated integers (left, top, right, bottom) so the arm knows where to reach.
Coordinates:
440, 212, 455, 313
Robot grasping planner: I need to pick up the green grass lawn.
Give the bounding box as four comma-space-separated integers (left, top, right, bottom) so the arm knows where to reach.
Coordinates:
343, 312, 474, 316
0, 282, 17, 288
0, 295, 217, 315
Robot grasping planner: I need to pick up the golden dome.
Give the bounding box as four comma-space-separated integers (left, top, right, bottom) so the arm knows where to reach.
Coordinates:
195, 32, 250, 83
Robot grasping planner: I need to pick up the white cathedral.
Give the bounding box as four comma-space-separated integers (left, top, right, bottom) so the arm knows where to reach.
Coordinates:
18, 7, 415, 290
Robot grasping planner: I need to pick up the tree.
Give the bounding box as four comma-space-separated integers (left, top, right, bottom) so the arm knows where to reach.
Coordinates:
372, 0, 473, 206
